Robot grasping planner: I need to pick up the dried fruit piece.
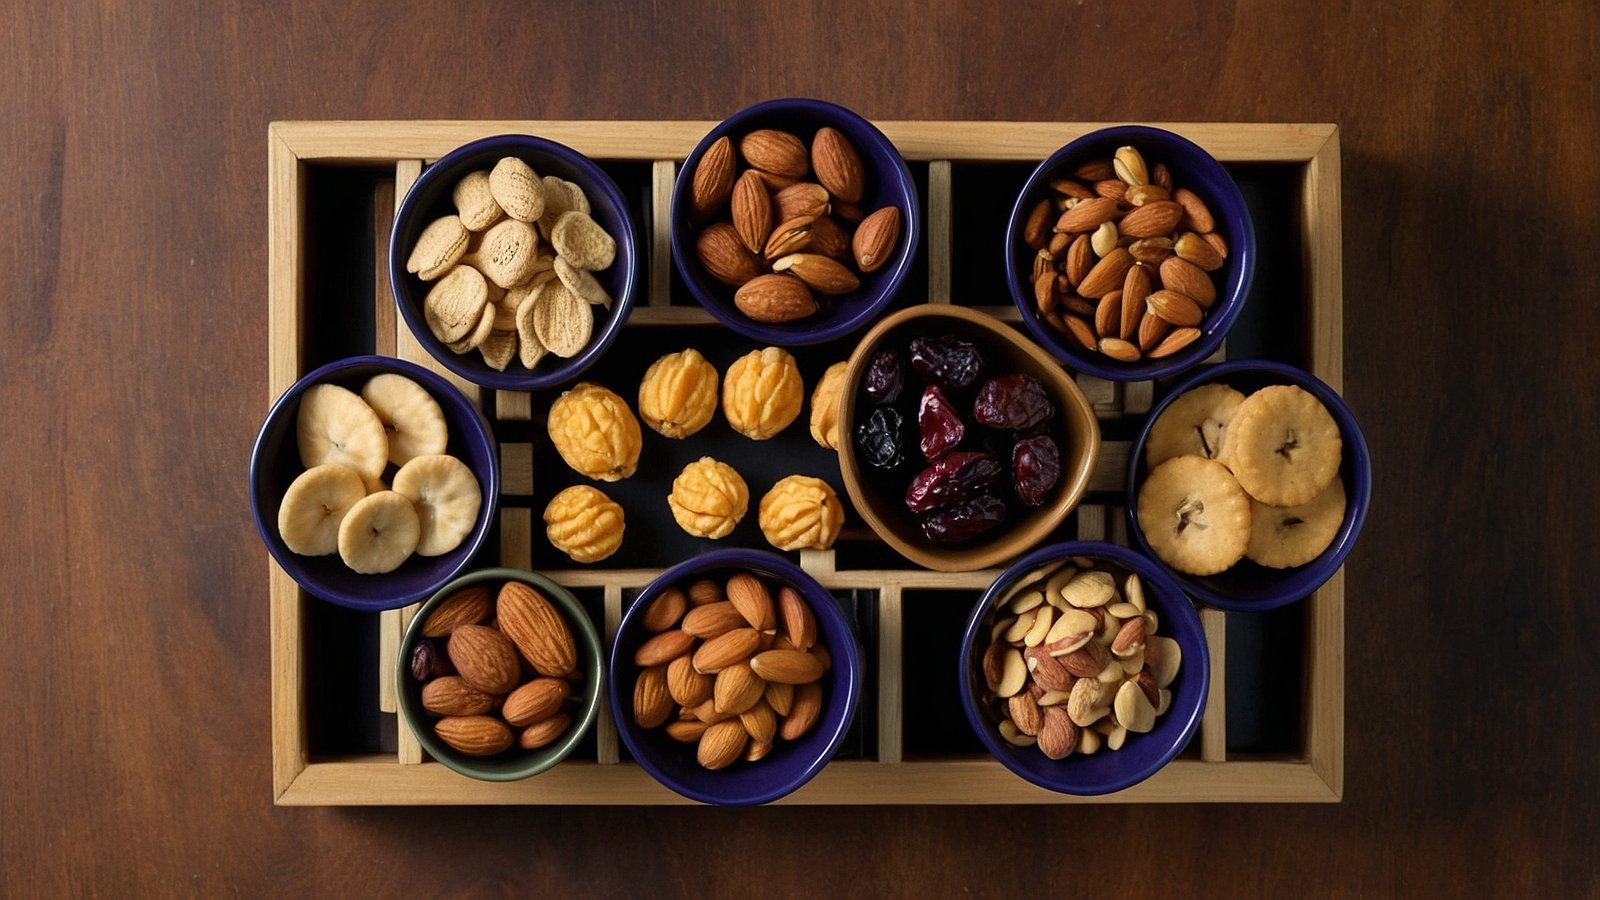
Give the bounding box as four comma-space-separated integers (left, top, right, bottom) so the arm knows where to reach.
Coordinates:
543, 484, 625, 563
722, 347, 804, 440
904, 452, 1002, 513
277, 464, 367, 557
546, 382, 642, 482
863, 348, 905, 404
855, 406, 906, 469
920, 493, 1007, 544
638, 348, 719, 439
1012, 435, 1061, 507
917, 385, 966, 461
392, 454, 482, 557
336, 491, 420, 574
758, 475, 845, 551
973, 374, 1054, 430
909, 335, 984, 389
667, 457, 749, 539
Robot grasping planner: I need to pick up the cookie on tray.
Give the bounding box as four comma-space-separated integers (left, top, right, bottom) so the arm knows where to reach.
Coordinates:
1144, 382, 1246, 468
1225, 385, 1341, 507
1246, 477, 1346, 569
1136, 455, 1252, 576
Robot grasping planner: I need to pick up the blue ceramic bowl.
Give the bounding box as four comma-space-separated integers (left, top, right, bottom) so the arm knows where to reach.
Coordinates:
1006, 125, 1255, 381
389, 134, 640, 391
608, 549, 862, 806
670, 98, 921, 346
1126, 360, 1371, 612
249, 355, 500, 611
397, 568, 604, 781
960, 541, 1209, 796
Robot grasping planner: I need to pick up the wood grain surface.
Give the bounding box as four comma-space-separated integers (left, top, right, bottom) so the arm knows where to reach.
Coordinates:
3, 0, 1597, 895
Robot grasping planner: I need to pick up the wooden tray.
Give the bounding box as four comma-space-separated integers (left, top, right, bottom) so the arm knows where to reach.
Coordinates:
267, 120, 1343, 805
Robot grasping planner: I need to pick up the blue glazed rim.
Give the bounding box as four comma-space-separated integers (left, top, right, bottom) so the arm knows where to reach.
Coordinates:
669, 97, 922, 346
1005, 125, 1256, 382
959, 541, 1209, 796
1125, 359, 1372, 612
388, 134, 640, 392
248, 355, 500, 612
607, 548, 862, 806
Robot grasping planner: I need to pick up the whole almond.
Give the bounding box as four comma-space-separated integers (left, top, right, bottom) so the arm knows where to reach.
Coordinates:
1023, 645, 1074, 692
1036, 707, 1079, 760
852, 205, 901, 273
730, 170, 772, 254
667, 654, 714, 707
734, 273, 817, 324
422, 584, 493, 637
982, 640, 1007, 690
1117, 201, 1183, 239
687, 579, 724, 606
779, 681, 822, 740
1138, 310, 1171, 352
697, 719, 750, 770
497, 581, 577, 678
1055, 196, 1118, 233
1064, 234, 1092, 287
773, 182, 830, 222
739, 699, 778, 744
763, 216, 815, 261
695, 222, 761, 287
641, 587, 688, 634
1146, 289, 1204, 327
436, 715, 514, 757
1112, 617, 1147, 656
1149, 326, 1202, 358
1094, 291, 1122, 338
503, 677, 570, 726
1023, 198, 1053, 250
1175, 232, 1224, 271
740, 129, 810, 178
1033, 269, 1057, 314
811, 127, 864, 203
749, 648, 824, 685
690, 136, 736, 220
1076, 247, 1135, 298
447, 624, 520, 695
772, 253, 860, 295
1093, 178, 1128, 203
666, 718, 709, 743
1158, 255, 1215, 307
693, 627, 761, 674
421, 676, 496, 717
750, 169, 801, 192
712, 661, 766, 715
1202, 231, 1228, 258
683, 602, 748, 639
519, 712, 572, 749
635, 629, 696, 667
778, 586, 817, 651
1009, 692, 1043, 737
1172, 187, 1215, 233
1051, 177, 1097, 200
764, 679, 795, 717
633, 665, 673, 728
1153, 162, 1173, 192
807, 215, 852, 260
688, 697, 736, 724
1063, 315, 1098, 351
1121, 265, 1151, 339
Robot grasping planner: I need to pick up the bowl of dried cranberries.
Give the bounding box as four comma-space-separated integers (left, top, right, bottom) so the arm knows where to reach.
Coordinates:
838, 305, 1101, 571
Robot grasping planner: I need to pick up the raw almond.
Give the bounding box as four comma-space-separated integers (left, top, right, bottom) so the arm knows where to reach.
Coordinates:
1094, 291, 1122, 338
666, 718, 709, 743
690, 136, 736, 220
1055, 196, 1118, 233
497, 581, 578, 678
633, 665, 673, 728
1023, 645, 1073, 692
1023, 198, 1053, 250
1138, 310, 1171, 351
712, 661, 766, 715
807, 215, 852, 260
734, 273, 817, 324
773, 182, 830, 222
1064, 234, 1091, 287
1153, 162, 1173, 192
503, 677, 570, 726
1146, 289, 1203, 327
688, 697, 736, 724
1173, 187, 1215, 233
667, 654, 714, 707
749, 649, 824, 684
421, 675, 496, 717
811, 127, 864, 203
1074, 158, 1115, 182
1076, 247, 1135, 298
421, 584, 493, 637
1121, 265, 1151, 340
641, 587, 687, 633
1159, 255, 1216, 308
739, 699, 778, 744
1094, 178, 1128, 203
695, 222, 761, 287
687, 579, 724, 606
519, 712, 572, 749
1111, 617, 1147, 657
692, 627, 761, 674
739, 129, 810, 178
447, 624, 521, 695
1033, 269, 1056, 314
697, 719, 750, 770
852, 206, 900, 273
1050, 177, 1096, 199
682, 601, 748, 639
779, 681, 822, 740
778, 586, 816, 651
1149, 326, 1202, 358
764, 680, 795, 716
1175, 231, 1224, 271
635, 629, 696, 667
1008, 692, 1043, 736
730, 169, 772, 254
435, 715, 514, 757
1064, 315, 1098, 351
1060, 641, 1112, 678
771, 253, 860, 295
1037, 706, 1079, 760
763, 216, 815, 261
1117, 200, 1183, 239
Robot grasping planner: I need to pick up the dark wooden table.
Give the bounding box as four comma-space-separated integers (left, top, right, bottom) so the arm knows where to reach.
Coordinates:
4, 1, 1596, 895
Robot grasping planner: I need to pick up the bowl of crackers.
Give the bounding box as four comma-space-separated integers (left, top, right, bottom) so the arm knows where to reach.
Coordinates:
388, 134, 640, 391
1126, 360, 1371, 611
960, 541, 1209, 795
1005, 125, 1254, 381
670, 97, 921, 346
607, 548, 862, 806
249, 355, 500, 611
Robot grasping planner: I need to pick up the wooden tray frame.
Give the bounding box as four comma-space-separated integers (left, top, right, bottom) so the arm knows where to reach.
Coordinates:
267, 120, 1343, 805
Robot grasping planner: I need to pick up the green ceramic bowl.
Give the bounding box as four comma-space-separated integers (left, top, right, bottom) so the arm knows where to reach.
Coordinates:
397, 567, 604, 781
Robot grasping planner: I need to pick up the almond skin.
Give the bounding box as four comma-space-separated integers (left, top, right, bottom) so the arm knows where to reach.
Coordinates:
519, 712, 572, 749
435, 715, 513, 757
690, 136, 736, 220
632, 665, 673, 728
497, 581, 577, 678
421, 676, 496, 717
807, 215, 852, 260
1055, 196, 1118, 233
852, 206, 900, 273
692, 627, 761, 674
811, 127, 864, 203
778, 586, 816, 652
749, 648, 824, 685
682, 601, 749, 639
773, 182, 830, 222
447, 625, 520, 695
1118, 200, 1184, 239
697, 719, 750, 770
1121, 264, 1151, 339
640, 587, 688, 634
1172, 187, 1215, 233
667, 654, 714, 707
739, 129, 810, 178
724, 573, 776, 632
1146, 289, 1204, 327
502, 677, 570, 726
1076, 247, 1136, 298
421, 585, 492, 637
1149, 326, 1202, 358
712, 661, 766, 715
695, 222, 761, 287
634, 628, 695, 667
734, 273, 817, 324
730, 170, 772, 255
1159, 255, 1217, 308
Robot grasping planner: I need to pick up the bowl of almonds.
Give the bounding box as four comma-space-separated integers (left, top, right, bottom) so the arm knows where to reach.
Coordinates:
389, 134, 640, 391
607, 548, 861, 806
960, 542, 1209, 795
671, 97, 920, 346
397, 568, 604, 781
1006, 125, 1255, 381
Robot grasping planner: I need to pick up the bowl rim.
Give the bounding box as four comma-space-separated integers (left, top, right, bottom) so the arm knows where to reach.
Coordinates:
248, 354, 501, 611
1124, 359, 1372, 612
1004, 124, 1256, 382
668, 96, 923, 346
395, 567, 606, 781
387, 133, 640, 391
959, 540, 1210, 795
606, 547, 862, 806
836, 304, 1100, 572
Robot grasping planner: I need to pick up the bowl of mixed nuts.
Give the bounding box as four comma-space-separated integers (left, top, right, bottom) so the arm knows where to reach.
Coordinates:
389, 133, 640, 391
1005, 125, 1254, 381
670, 97, 921, 346
960, 541, 1209, 795
837, 305, 1100, 572
606, 548, 861, 806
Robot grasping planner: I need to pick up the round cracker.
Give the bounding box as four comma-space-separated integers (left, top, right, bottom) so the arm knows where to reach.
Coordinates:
295, 383, 388, 480
337, 491, 421, 574
1247, 477, 1346, 569
1146, 383, 1246, 468
1137, 455, 1252, 576
549, 210, 616, 271
1226, 385, 1342, 507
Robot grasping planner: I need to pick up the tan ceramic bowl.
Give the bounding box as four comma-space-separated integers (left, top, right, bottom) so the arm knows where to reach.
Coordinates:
838, 305, 1100, 572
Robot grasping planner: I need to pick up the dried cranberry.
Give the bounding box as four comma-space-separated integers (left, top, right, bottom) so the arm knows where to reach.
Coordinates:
905, 452, 1002, 513
410, 640, 437, 681
920, 493, 1008, 544
864, 348, 906, 404
973, 374, 1054, 430
855, 406, 906, 469
1012, 435, 1062, 506
918, 385, 966, 461
909, 335, 984, 389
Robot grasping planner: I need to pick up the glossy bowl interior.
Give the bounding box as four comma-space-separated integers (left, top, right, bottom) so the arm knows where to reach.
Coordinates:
837, 305, 1099, 572
1005, 125, 1255, 381
607, 548, 862, 806
389, 134, 640, 391
670, 97, 921, 346
396, 568, 604, 781
249, 355, 500, 611
1126, 360, 1371, 612
960, 541, 1209, 795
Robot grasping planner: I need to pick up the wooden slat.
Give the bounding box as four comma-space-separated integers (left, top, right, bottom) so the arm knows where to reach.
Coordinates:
875, 584, 903, 764
395, 601, 423, 765
499, 507, 533, 571
373, 181, 398, 358
1200, 607, 1228, 762
1076, 503, 1106, 541
926, 160, 952, 303
650, 160, 675, 307
500, 443, 534, 495
496, 392, 531, 420
1087, 441, 1130, 493
597, 584, 623, 765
